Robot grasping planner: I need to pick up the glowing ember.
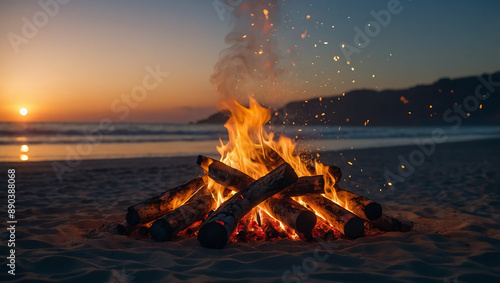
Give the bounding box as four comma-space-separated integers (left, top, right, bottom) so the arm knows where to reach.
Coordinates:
263, 9, 269, 20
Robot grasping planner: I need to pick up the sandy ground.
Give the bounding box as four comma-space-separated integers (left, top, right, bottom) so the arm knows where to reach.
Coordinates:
0, 138, 499, 282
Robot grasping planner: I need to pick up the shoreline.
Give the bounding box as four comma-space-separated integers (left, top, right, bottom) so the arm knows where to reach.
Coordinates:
2, 134, 499, 164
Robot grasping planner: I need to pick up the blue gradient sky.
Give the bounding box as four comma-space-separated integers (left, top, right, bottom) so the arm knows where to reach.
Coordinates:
1, 0, 498, 122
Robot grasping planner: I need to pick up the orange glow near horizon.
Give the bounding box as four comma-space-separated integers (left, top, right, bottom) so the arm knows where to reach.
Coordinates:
20, 108, 28, 116
1, 2, 497, 124
0, 2, 225, 124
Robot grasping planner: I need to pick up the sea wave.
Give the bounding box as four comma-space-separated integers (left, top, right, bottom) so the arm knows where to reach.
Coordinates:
1, 122, 499, 145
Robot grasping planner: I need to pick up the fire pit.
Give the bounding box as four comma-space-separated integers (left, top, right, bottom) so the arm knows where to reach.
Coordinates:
113, 98, 412, 248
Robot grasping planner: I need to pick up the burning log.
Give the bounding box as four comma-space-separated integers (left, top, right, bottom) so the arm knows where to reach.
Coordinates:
198, 155, 320, 196
197, 155, 254, 191
197, 162, 298, 249
321, 165, 381, 221
324, 165, 342, 183
149, 185, 217, 241
198, 155, 318, 234
259, 195, 316, 235
302, 194, 365, 239
324, 184, 382, 221
260, 214, 282, 240
256, 144, 285, 171
369, 214, 413, 232
281, 175, 324, 196
126, 177, 205, 226
184, 221, 202, 237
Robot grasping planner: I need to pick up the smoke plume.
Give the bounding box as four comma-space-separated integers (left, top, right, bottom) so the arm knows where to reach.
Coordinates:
211, 0, 284, 106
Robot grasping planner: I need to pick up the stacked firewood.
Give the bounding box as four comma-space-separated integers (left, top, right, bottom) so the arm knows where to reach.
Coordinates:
113, 155, 412, 249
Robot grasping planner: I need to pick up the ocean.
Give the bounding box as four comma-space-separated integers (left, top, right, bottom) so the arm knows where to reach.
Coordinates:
1, 122, 499, 162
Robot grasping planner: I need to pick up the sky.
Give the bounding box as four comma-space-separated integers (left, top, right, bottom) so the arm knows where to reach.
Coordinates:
0, 0, 499, 123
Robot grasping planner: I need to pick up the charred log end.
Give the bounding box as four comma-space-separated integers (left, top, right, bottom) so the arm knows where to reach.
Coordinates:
196, 155, 204, 166
149, 219, 175, 241
364, 202, 383, 221
344, 217, 365, 239
296, 210, 317, 234
197, 222, 228, 249
197, 155, 208, 170
126, 208, 140, 226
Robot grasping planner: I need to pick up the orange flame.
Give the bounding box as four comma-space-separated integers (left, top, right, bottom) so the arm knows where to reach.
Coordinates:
205, 98, 346, 239
205, 0, 356, 240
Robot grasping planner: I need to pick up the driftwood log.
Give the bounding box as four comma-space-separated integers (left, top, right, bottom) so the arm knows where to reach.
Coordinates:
198, 155, 325, 196
197, 162, 298, 249
255, 144, 285, 172
108, 220, 136, 235
197, 156, 255, 191
321, 164, 381, 221
302, 194, 365, 239
126, 177, 205, 226
198, 155, 317, 234
259, 195, 316, 234
369, 214, 413, 232
281, 176, 325, 196
297, 160, 380, 222
149, 185, 217, 241
323, 184, 382, 221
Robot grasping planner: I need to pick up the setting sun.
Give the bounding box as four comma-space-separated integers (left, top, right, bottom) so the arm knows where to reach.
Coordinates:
20, 108, 28, 116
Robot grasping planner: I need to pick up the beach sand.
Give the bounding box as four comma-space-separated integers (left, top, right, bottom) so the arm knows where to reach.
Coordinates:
1, 138, 499, 282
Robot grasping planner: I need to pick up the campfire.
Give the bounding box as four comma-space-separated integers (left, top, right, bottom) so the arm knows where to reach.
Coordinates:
113, 98, 412, 248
